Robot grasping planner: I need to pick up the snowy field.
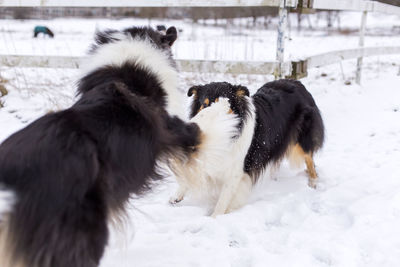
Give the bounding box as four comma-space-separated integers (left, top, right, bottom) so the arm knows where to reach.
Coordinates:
1, 11, 400, 267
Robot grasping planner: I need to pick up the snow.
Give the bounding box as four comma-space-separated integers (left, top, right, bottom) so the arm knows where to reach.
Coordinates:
1, 11, 400, 267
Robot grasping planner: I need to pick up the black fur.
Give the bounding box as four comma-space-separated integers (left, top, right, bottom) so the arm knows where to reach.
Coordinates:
188, 79, 324, 182
89, 26, 177, 65
156, 25, 167, 32
188, 82, 250, 132
0, 26, 198, 267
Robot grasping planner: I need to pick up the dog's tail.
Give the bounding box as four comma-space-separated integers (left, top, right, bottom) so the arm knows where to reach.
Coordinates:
193, 98, 240, 162
0, 185, 108, 267
171, 98, 240, 189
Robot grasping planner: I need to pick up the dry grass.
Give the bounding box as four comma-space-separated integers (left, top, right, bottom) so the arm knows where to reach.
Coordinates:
0, 84, 8, 97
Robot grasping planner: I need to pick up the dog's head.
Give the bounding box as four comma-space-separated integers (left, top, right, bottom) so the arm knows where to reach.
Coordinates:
187, 82, 250, 119
85, 26, 178, 72
81, 26, 185, 118
90, 25, 177, 54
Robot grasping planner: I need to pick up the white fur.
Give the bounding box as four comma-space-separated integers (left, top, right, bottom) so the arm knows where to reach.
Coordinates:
0, 188, 16, 267
81, 36, 185, 119
0, 188, 15, 218
170, 97, 257, 217
170, 98, 240, 195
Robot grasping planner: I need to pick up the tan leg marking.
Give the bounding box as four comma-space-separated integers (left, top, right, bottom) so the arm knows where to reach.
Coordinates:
305, 153, 318, 188
287, 143, 305, 168
288, 143, 318, 188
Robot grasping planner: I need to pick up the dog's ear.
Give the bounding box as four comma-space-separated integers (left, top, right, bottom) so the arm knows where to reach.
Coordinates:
187, 86, 200, 97
161, 26, 177, 46
235, 85, 250, 97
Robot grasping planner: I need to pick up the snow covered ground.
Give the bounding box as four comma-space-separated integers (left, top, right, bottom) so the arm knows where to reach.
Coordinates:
98, 62, 400, 267
1, 11, 400, 267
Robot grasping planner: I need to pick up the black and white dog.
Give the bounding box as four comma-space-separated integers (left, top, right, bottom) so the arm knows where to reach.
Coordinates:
0, 26, 201, 267
170, 80, 324, 217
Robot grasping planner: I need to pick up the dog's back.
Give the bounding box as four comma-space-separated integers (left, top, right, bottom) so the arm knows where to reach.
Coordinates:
245, 79, 325, 184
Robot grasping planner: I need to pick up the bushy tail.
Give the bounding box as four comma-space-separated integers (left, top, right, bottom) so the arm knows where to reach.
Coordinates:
192, 98, 240, 165
171, 99, 240, 189
0, 186, 107, 267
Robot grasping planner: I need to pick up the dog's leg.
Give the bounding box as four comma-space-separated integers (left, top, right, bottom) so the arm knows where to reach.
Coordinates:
211, 173, 243, 218
169, 163, 188, 205
269, 162, 281, 181
288, 143, 318, 188
169, 185, 187, 204
305, 153, 318, 188
227, 174, 252, 213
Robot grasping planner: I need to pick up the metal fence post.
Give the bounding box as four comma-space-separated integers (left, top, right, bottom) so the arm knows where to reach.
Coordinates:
356, 10, 368, 84
275, 0, 289, 79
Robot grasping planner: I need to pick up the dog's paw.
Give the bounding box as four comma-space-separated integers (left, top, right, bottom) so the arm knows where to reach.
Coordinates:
169, 196, 183, 205
308, 179, 317, 189
210, 211, 224, 218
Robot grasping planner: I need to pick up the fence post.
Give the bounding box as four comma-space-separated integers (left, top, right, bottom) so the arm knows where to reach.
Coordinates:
356, 10, 368, 84
275, 0, 289, 79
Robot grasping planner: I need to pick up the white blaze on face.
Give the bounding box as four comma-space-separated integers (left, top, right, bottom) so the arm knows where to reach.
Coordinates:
81, 36, 185, 120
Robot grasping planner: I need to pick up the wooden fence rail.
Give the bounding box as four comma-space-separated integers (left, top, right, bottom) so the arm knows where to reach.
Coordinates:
0, 55, 291, 76
1, 46, 399, 77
